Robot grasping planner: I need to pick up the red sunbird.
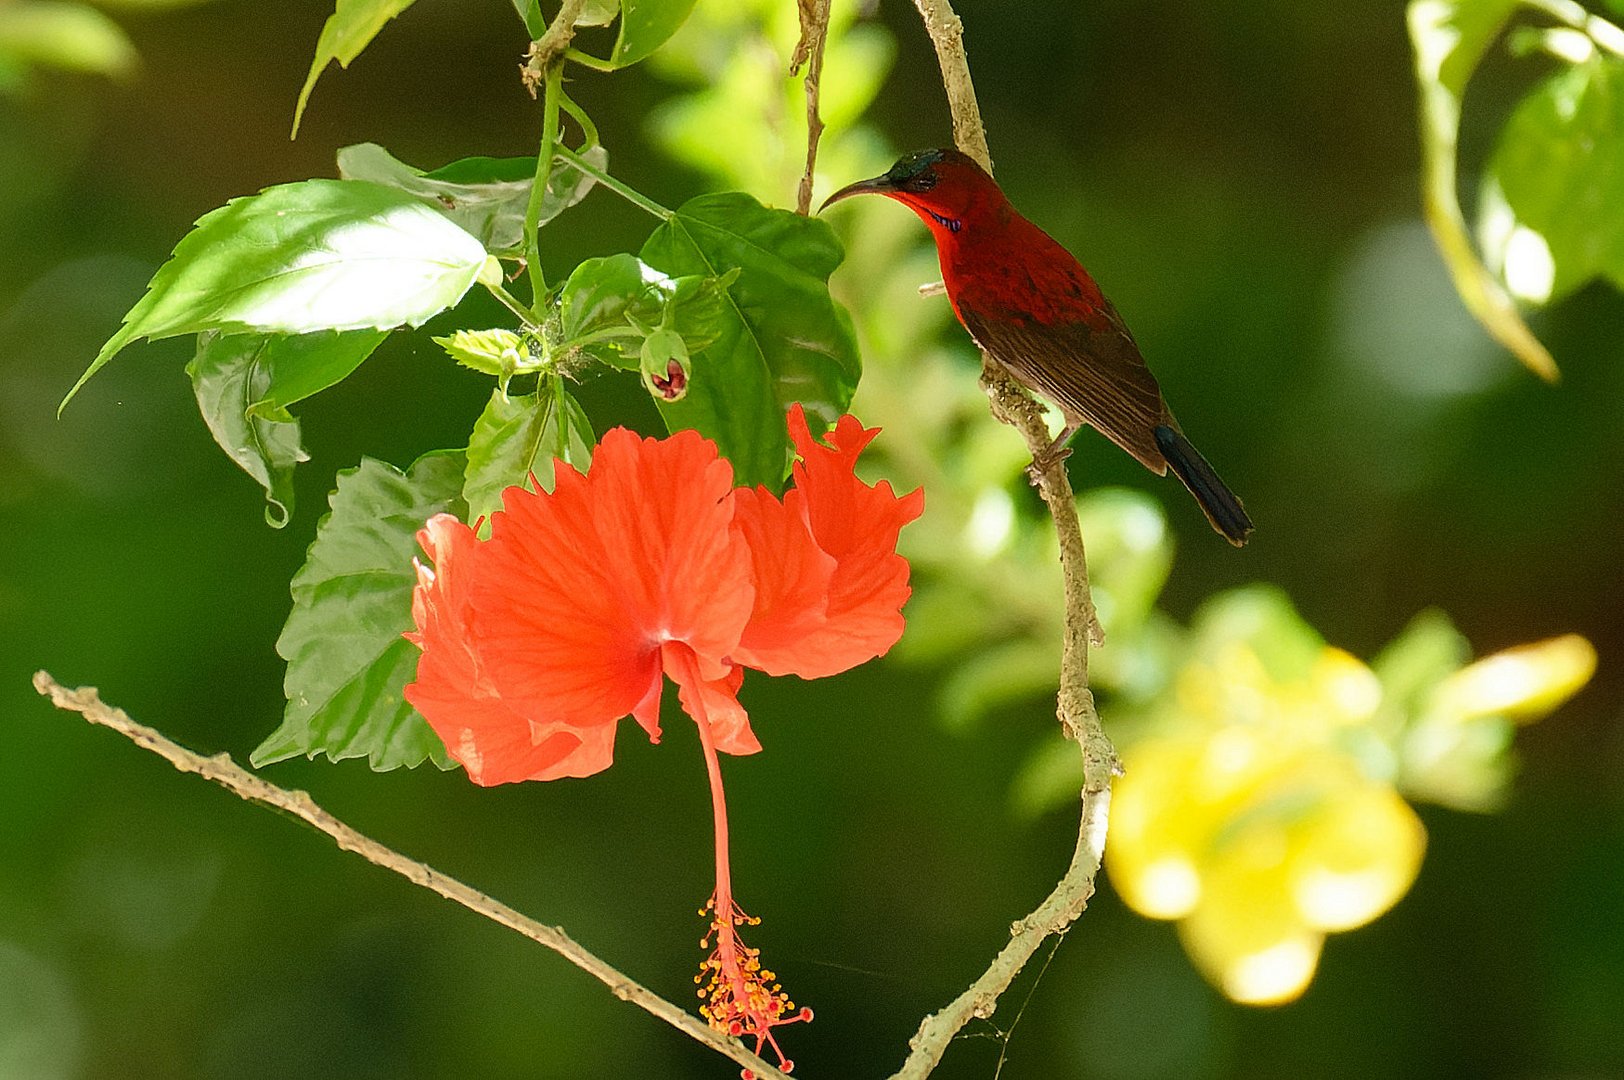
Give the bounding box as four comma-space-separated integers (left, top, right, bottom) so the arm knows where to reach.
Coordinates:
823, 148, 1253, 547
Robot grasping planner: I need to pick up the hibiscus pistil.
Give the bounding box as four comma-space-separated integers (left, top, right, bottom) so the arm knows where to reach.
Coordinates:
681, 644, 812, 1075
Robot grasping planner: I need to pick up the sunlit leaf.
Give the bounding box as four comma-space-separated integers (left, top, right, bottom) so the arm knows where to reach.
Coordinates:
186, 332, 310, 528
640, 192, 860, 487
64, 179, 486, 413
462, 379, 594, 532
1408, 0, 1558, 380
612, 0, 698, 67
433, 327, 533, 377
293, 0, 418, 137
252, 451, 467, 771
1482, 55, 1624, 303
337, 142, 605, 255
0, 2, 136, 79
578, 0, 619, 27
1076, 487, 1173, 635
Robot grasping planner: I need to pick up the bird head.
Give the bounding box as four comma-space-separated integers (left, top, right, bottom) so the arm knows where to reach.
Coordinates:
820, 148, 996, 236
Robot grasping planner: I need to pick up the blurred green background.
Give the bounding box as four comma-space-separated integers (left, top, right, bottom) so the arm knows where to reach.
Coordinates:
4, 1, 1623, 1077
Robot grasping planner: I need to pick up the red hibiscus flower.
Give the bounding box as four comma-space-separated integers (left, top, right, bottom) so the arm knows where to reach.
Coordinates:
404, 405, 922, 1073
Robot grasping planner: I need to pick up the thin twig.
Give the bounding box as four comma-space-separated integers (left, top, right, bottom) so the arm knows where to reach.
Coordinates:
30, 671, 791, 1080
889, 2, 1119, 1075
791, 0, 834, 214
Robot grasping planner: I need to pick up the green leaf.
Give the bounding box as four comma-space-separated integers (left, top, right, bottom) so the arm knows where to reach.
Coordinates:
557, 252, 730, 368
639, 192, 860, 488
252, 451, 467, 771
1482, 55, 1624, 303
938, 640, 1060, 731
65, 179, 486, 414
241, 329, 388, 421
1371, 608, 1470, 720
578, 0, 620, 27
1076, 487, 1173, 636
337, 143, 606, 255
1011, 733, 1086, 820
293, 0, 418, 137
462, 379, 594, 532
1408, 0, 1559, 380
186, 332, 310, 528
612, 0, 698, 67
558, 253, 649, 357
433, 327, 534, 378
0, 2, 136, 79
510, 0, 543, 36
1189, 585, 1325, 683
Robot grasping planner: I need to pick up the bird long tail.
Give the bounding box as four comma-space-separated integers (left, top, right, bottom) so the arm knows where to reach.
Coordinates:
1154, 425, 1253, 547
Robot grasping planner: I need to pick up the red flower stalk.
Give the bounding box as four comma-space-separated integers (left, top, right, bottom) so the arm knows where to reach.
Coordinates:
405, 405, 922, 1072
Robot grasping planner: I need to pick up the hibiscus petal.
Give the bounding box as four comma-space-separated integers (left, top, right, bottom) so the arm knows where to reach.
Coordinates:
735, 406, 924, 678
472, 427, 756, 725
665, 642, 761, 757
404, 514, 618, 785
731, 485, 837, 673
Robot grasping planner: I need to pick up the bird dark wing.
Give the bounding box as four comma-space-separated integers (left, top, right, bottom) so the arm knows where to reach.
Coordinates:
958, 301, 1173, 472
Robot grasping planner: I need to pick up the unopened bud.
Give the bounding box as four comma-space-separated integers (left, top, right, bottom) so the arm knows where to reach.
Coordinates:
640, 328, 691, 402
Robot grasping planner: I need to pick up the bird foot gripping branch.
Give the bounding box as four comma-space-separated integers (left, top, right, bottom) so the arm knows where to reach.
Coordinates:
823, 149, 1254, 547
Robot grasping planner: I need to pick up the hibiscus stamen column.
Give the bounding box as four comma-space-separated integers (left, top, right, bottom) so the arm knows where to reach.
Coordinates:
679, 648, 811, 1078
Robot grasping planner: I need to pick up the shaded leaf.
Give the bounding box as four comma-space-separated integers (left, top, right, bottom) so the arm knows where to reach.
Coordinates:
1482, 55, 1624, 303
938, 639, 1059, 731
65, 179, 486, 412
252, 451, 467, 771
337, 142, 605, 255
612, 0, 698, 68
558, 252, 648, 361
640, 191, 860, 488
1408, 0, 1558, 380
557, 252, 729, 368
462, 379, 594, 532
294, 0, 418, 137
186, 332, 310, 528
1011, 733, 1086, 820
241, 329, 388, 421
509, 0, 543, 36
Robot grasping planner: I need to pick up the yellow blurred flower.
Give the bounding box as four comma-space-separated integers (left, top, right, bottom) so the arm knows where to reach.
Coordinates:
1434, 634, 1597, 723
1108, 644, 1428, 1005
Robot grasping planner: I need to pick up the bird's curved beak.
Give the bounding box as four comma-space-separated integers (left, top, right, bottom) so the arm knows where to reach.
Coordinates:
818, 174, 895, 212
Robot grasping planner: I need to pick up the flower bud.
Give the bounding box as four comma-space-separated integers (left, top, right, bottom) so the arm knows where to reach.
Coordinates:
640, 327, 691, 402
